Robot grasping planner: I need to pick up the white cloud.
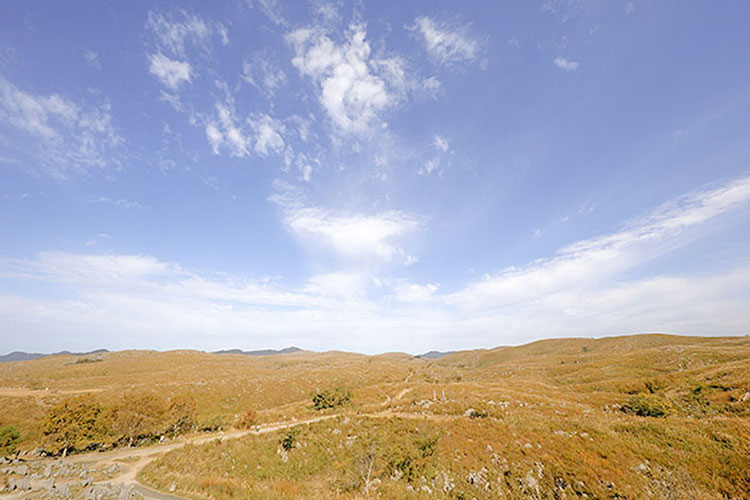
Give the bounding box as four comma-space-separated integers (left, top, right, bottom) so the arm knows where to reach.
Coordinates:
433, 135, 450, 152
447, 177, 750, 311
146, 10, 216, 57
250, 113, 286, 156
242, 55, 287, 97
418, 134, 451, 175
0, 77, 121, 175
2, 178, 749, 353
82, 48, 100, 69
553, 57, 579, 71
87, 196, 142, 209
251, 0, 287, 27
284, 206, 419, 260
394, 282, 438, 303
149, 53, 192, 90
409, 16, 481, 66
205, 100, 251, 157
203, 93, 287, 159
287, 24, 397, 135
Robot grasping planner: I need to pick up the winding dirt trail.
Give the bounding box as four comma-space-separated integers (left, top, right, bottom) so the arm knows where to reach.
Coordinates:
13, 385, 428, 500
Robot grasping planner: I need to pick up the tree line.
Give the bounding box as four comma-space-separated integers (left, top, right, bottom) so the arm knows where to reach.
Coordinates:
41, 392, 197, 457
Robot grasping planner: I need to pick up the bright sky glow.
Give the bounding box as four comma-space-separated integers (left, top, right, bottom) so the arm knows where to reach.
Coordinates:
1, 1, 749, 353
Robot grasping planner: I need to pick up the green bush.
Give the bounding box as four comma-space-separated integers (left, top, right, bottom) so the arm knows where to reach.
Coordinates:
312, 387, 351, 410
622, 395, 668, 418
0, 425, 22, 456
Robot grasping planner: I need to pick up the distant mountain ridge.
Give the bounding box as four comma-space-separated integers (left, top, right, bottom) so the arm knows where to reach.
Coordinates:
415, 350, 455, 359
213, 346, 304, 356
0, 349, 109, 363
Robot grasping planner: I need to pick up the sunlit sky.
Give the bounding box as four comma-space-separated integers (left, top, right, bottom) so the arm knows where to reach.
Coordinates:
1, 1, 749, 354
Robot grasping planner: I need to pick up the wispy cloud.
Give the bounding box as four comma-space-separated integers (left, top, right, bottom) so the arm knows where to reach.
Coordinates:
149, 53, 192, 90
82, 48, 100, 69
242, 54, 288, 98
250, 0, 287, 27
204, 89, 287, 159
553, 57, 579, 71
145, 10, 221, 58
87, 196, 142, 209
0, 77, 121, 176
409, 16, 481, 66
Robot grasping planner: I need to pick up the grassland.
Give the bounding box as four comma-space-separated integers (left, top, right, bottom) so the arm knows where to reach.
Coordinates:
1, 334, 748, 499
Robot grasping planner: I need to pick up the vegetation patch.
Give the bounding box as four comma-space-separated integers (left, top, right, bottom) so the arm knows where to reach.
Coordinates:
312, 387, 352, 411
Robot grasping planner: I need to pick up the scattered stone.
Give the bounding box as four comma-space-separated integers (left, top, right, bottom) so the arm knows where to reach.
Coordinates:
39, 477, 55, 491
7, 477, 31, 491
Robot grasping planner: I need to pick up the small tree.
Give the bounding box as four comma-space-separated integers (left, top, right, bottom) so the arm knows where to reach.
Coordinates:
312, 387, 352, 410
42, 396, 109, 456
236, 409, 258, 430
111, 392, 168, 446
166, 392, 197, 437
0, 425, 21, 456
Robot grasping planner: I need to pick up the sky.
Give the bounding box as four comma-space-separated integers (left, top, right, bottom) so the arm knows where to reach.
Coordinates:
1, 1, 749, 354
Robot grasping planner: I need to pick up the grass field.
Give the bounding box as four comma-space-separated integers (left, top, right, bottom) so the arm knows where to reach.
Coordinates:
1, 334, 749, 499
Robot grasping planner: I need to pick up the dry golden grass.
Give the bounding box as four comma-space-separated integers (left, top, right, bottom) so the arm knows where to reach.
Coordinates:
1, 334, 749, 498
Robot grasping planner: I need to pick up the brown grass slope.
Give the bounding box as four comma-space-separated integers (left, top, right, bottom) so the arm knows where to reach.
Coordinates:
1, 334, 748, 499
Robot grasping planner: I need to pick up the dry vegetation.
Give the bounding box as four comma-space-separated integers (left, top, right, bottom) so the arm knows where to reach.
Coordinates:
1, 334, 749, 499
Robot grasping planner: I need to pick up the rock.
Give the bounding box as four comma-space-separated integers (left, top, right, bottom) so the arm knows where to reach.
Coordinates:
81, 477, 93, 487
7, 477, 31, 491
3, 464, 29, 475
39, 477, 56, 491
55, 482, 72, 499
169, 482, 176, 492
83, 484, 109, 500
740, 391, 750, 402
464, 408, 478, 418
44, 463, 53, 478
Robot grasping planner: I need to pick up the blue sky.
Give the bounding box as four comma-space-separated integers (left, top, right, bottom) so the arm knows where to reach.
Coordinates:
1, 1, 749, 353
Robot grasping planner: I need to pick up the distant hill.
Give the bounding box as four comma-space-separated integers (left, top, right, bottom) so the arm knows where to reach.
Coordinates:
213, 346, 304, 356
415, 350, 455, 359
0, 349, 109, 363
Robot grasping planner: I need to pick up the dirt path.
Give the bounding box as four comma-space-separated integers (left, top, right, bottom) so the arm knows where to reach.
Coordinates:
0, 387, 105, 399
62, 414, 343, 499
12, 387, 441, 500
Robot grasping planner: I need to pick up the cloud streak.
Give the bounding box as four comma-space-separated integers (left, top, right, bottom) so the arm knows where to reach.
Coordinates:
410, 16, 481, 66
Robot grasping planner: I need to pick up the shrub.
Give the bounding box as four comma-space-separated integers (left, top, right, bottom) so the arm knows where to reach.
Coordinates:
280, 429, 297, 451
622, 395, 668, 418
235, 409, 258, 429
0, 425, 21, 456
312, 388, 351, 411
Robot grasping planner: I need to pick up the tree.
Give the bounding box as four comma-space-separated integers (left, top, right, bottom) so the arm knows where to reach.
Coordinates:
42, 396, 109, 456
0, 425, 21, 456
166, 392, 196, 437
111, 392, 168, 446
